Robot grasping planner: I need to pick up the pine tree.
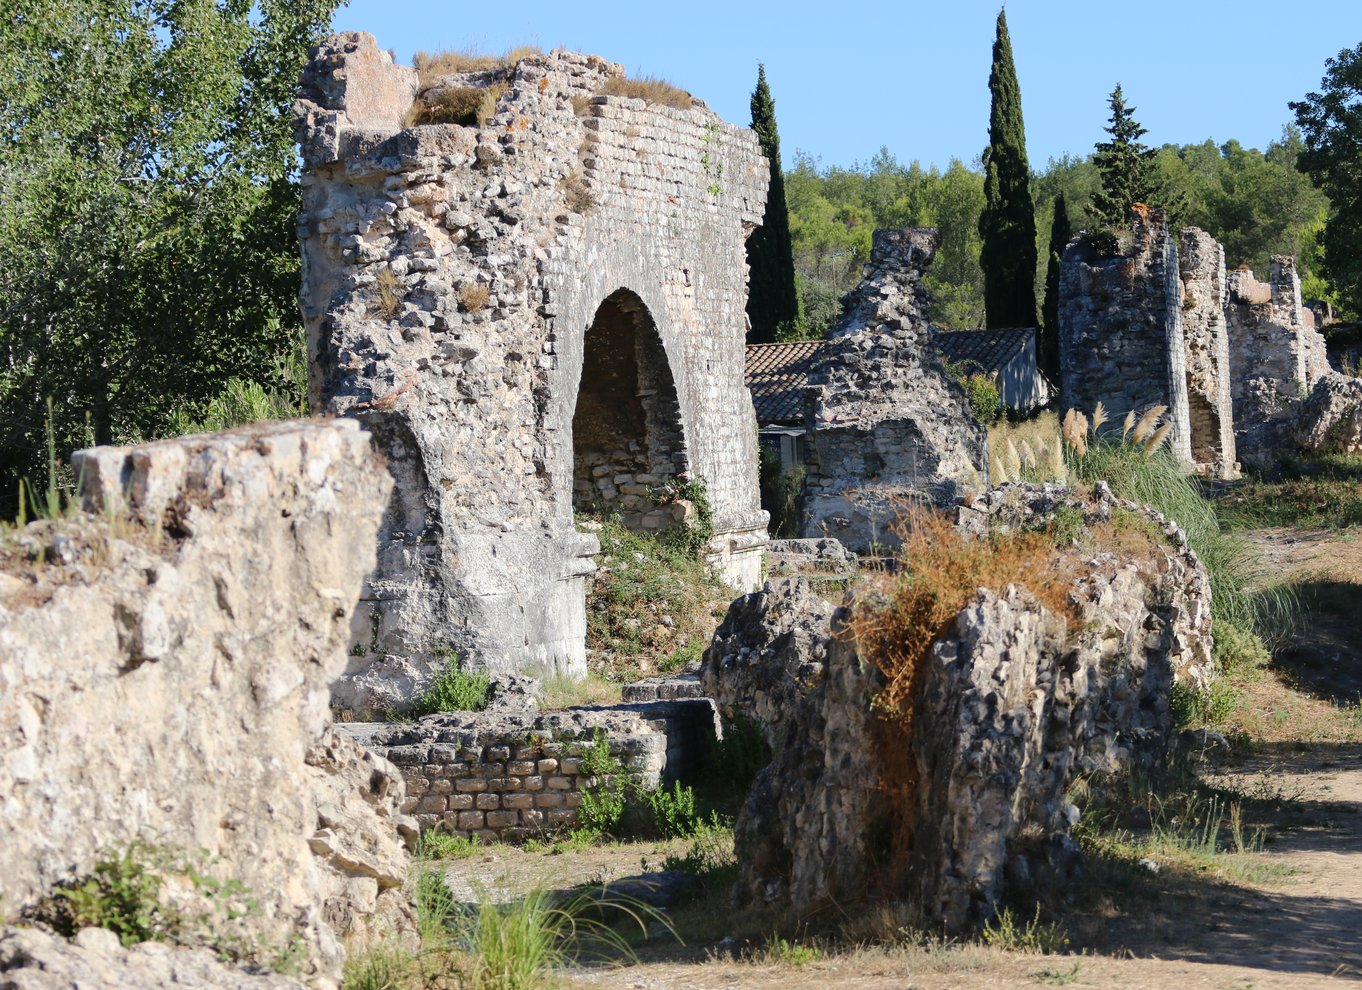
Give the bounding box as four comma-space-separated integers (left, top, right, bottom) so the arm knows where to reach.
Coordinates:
745, 64, 799, 343
1039, 193, 1071, 385
1091, 84, 1159, 226
978, 9, 1039, 329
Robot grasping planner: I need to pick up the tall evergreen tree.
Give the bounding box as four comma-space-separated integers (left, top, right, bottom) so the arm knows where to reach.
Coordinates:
745, 64, 799, 343
978, 8, 1038, 329
1091, 84, 1159, 226
1039, 193, 1071, 385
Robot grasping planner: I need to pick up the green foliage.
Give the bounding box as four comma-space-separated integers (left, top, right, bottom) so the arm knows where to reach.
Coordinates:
1039, 193, 1071, 383
578, 729, 623, 780
584, 517, 729, 679
981, 905, 1070, 954
705, 713, 772, 797
644, 780, 711, 839
978, 10, 1039, 330
654, 823, 737, 893
759, 934, 823, 966
1216, 456, 1362, 530
0, 0, 339, 512
417, 831, 485, 860
1291, 41, 1362, 316
746, 64, 799, 343
1171, 677, 1240, 729
758, 441, 804, 539
578, 787, 627, 835
1090, 84, 1159, 225
409, 655, 492, 717
341, 942, 416, 990
945, 360, 1002, 424
52, 846, 165, 946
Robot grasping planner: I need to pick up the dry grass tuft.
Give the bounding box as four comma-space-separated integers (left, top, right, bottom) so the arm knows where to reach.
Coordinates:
850, 507, 1078, 721
598, 74, 693, 110
413, 45, 542, 86
371, 268, 405, 319
459, 282, 490, 313
406, 82, 507, 128
560, 170, 595, 214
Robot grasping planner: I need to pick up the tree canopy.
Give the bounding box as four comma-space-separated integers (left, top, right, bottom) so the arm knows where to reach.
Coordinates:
0, 0, 338, 503
1090, 84, 1159, 226
1291, 40, 1362, 316
978, 9, 1038, 329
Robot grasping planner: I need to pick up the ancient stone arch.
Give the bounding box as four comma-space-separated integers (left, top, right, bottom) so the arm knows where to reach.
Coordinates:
295, 33, 769, 712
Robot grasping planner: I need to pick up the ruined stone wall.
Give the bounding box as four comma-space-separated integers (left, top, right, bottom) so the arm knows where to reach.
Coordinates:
342, 699, 715, 840
0, 422, 413, 984
800, 228, 988, 552
1178, 228, 1237, 478
704, 483, 1213, 929
295, 33, 769, 711
1227, 256, 1332, 422
1058, 207, 1193, 464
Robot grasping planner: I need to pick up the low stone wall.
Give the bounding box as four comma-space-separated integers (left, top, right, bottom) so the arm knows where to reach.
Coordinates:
340, 698, 716, 839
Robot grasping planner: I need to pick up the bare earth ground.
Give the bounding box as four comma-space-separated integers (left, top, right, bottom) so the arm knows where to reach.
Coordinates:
437, 527, 1362, 989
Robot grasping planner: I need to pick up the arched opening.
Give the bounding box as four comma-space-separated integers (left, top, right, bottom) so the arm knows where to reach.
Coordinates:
572, 289, 688, 530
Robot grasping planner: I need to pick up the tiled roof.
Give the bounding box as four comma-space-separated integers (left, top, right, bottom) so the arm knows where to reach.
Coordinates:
745, 340, 828, 425
934, 327, 1034, 374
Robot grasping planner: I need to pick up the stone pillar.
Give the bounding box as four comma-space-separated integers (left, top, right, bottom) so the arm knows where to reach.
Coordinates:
1227, 256, 1333, 426
1178, 228, 1237, 479
1058, 206, 1193, 465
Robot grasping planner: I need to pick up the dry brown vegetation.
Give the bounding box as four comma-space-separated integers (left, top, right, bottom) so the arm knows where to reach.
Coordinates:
405, 82, 507, 128
371, 268, 405, 319
598, 74, 693, 110
849, 507, 1078, 720
560, 170, 595, 215
458, 282, 489, 313
412, 45, 541, 87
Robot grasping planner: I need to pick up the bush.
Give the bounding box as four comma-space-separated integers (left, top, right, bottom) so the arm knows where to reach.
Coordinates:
645, 780, 710, 839
705, 713, 771, 797
577, 787, 626, 834
409, 655, 491, 717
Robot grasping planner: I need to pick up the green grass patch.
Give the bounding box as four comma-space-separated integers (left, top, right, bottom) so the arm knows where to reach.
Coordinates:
1216, 454, 1362, 530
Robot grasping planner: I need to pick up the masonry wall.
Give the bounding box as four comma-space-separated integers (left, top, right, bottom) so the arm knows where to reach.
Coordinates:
295, 34, 770, 712
341, 699, 715, 840
1227, 256, 1332, 421
1178, 228, 1237, 478
1058, 206, 1193, 464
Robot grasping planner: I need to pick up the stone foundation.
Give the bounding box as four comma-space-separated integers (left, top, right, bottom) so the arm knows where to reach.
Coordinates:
340, 698, 717, 840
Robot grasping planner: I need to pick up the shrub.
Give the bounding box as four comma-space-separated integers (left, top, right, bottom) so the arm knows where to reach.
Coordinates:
577, 787, 626, 834
645, 780, 710, 839
981, 905, 1070, 954
850, 507, 1077, 720
597, 74, 692, 110
410, 655, 491, 717
459, 282, 490, 313
417, 831, 484, 860
49, 846, 166, 946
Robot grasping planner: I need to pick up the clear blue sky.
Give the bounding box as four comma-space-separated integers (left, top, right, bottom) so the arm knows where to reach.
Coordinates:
333, 0, 1362, 173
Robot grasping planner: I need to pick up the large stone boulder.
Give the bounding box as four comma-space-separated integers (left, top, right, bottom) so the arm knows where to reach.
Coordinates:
703, 484, 1212, 930
1235, 372, 1362, 468
0, 421, 414, 985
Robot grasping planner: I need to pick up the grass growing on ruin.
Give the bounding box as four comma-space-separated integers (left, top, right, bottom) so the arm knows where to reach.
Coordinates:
407, 655, 491, 717
583, 517, 731, 682
412, 46, 542, 85
987, 410, 1066, 484
597, 74, 693, 110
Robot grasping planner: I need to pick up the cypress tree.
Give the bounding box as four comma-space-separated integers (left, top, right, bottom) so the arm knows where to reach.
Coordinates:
1039, 193, 1071, 385
745, 64, 799, 343
1091, 84, 1159, 226
978, 8, 1039, 329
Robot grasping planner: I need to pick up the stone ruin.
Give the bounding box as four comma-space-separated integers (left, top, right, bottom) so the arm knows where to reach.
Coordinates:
800, 228, 988, 553
1060, 207, 1350, 475
1058, 206, 1195, 467
703, 483, 1213, 929
0, 421, 414, 987
1226, 256, 1332, 427
294, 33, 770, 711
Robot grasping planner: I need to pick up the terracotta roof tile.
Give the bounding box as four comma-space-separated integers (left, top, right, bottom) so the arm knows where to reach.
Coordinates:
744, 340, 828, 425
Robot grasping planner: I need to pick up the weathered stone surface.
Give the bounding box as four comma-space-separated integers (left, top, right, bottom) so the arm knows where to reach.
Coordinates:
704, 484, 1212, 929
0, 926, 306, 990
295, 33, 770, 707
1058, 206, 1193, 464
801, 228, 988, 552
1227, 257, 1332, 433
1237, 371, 1362, 466
0, 421, 413, 982
1178, 228, 1237, 478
